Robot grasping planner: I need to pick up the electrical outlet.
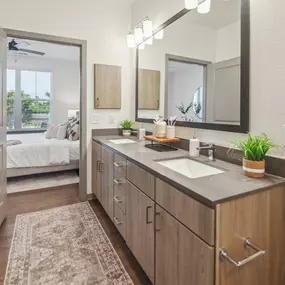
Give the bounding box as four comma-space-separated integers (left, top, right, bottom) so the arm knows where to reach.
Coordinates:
92, 114, 100, 124
109, 115, 115, 124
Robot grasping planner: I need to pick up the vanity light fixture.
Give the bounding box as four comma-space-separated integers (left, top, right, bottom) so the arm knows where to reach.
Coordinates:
185, 0, 198, 10
134, 27, 144, 43
143, 20, 153, 38
127, 33, 136, 48
145, 36, 153, 45
154, 29, 164, 40
197, 0, 211, 14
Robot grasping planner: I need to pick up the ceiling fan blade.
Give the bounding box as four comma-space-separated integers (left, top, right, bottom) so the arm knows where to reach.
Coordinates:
18, 48, 45, 56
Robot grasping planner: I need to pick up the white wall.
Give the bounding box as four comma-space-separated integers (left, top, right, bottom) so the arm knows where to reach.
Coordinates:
0, 0, 132, 194
7, 55, 80, 125
132, 0, 285, 158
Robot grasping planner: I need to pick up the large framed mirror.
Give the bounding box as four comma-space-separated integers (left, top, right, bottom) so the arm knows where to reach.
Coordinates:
135, 0, 249, 133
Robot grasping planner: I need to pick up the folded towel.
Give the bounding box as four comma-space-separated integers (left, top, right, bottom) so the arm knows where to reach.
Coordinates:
7, 140, 22, 147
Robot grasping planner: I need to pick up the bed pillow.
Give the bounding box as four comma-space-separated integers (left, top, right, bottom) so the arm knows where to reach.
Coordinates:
46, 125, 58, 139
68, 123, 80, 141
57, 125, 67, 140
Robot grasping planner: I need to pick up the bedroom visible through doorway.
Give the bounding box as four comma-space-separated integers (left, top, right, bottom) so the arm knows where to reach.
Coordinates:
6, 37, 81, 193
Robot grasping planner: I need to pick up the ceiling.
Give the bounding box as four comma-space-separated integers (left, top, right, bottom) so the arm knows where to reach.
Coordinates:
7, 37, 80, 61
184, 0, 241, 30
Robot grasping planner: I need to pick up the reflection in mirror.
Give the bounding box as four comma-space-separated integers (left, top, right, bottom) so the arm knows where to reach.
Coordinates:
137, 0, 244, 129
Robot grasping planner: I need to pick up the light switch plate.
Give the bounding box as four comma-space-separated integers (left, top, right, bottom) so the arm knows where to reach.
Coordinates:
109, 115, 115, 124
92, 114, 100, 124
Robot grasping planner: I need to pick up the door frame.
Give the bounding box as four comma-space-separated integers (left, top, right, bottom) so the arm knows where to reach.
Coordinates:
4, 29, 87, 201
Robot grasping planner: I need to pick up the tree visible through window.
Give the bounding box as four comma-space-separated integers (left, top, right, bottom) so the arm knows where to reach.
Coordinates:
7, 70, 51, 131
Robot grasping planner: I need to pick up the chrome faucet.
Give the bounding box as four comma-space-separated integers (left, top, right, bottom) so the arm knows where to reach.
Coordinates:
197, 144, 216, 161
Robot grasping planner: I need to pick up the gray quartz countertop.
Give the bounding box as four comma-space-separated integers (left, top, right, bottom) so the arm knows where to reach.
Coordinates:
93, 135, 285, 207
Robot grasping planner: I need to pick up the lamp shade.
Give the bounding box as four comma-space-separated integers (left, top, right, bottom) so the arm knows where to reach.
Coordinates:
197, 0, 211, 14
143, 20, 153, 38
185, 0, 198, 10
134, 27, 143, 43
127, 33, 136, 48
154, 29, 164, 40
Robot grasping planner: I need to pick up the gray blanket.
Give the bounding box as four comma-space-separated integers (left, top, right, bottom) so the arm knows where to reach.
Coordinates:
7, 140, 22, 147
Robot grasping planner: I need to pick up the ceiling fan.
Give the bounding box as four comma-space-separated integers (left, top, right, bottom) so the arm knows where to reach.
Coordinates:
8, 39, 45, 56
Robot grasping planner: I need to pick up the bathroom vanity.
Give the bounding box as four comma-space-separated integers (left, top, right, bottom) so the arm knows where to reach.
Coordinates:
92, 136, 285, 285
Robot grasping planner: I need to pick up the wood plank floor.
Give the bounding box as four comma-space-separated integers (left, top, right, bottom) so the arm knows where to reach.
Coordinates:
0, 185, 151, 285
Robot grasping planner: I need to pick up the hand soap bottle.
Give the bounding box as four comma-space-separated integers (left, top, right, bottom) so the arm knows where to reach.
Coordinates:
189, 132, 200, 157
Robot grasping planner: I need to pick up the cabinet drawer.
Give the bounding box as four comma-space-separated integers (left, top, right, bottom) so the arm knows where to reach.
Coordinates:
156, 178, 215, 245
114, 153, 127, 178
102, 146, 114, 165
127, 161, 155, 199
114, 178, 126, 212
114, 203, 125, 239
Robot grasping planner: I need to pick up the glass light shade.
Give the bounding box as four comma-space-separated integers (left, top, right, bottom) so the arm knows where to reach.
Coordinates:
143, 20, 153, 38
145, 37, 153, 45
134, 27, 143, 43
185, 0, 198, 10
154, 29, 164, 40
138, 42, 145, 50
197, 0, 211, 14
127, 33, 136, 48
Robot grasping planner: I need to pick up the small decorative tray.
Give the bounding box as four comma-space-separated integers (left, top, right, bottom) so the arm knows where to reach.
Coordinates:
144, 135, 180, 143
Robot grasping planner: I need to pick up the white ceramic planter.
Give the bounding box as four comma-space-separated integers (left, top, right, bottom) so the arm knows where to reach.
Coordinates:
122, 129, 131, 137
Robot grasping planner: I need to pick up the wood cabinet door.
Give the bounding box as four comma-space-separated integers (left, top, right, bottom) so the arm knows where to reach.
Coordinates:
102, 161, 114, 220
94, 64, 121, 109
138, 68, 160, 110
92, 141, 102, 201
138, 191, 155, 283
155, 205, 178, 285
178, 223, 214, 285
125, 181, 140, 258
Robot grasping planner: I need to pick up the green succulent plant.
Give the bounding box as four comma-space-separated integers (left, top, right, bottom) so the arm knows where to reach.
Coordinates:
230, 133, 278, 161
120, 120, 134, 130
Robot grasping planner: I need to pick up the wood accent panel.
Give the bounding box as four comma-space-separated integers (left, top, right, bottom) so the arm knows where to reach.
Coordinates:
114, 153, 127, 178
178, 223, 214, 285
138, 191, 155, 283
156, 178, 214, 245
94, 64, 121, 109
155, 205, 178, 285
102, 146, 114, 166
92, 141, 102, 200
127, 161, 155, 200
126, 181, 140, 258
113, 203, 125, 239
216, 186, 285, 285
138, 68, 160, 110
114, 180, 126, 213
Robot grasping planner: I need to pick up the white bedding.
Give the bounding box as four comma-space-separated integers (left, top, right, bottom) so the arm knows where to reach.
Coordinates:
7, 133, 80, 169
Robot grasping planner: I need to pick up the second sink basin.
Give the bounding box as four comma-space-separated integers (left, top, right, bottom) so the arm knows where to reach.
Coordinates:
156, 157, 225, 179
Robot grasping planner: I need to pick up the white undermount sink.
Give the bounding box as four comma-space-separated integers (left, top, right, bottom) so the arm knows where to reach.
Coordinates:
157, 158, 225, 179
108, 139, 137, 145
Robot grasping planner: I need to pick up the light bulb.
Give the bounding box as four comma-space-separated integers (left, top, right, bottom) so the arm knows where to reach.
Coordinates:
138, 43, 145, 50
134, 27, 143, 44
146, 37, 153, 45
197, 0, 211, 14
127, 33, 136, 48
154, 29, 164, 40
143, 20, 153, 38
185, 0, 198, 10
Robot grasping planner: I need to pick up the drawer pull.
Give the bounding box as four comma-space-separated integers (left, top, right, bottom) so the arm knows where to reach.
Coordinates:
114, 162, 125, 167
114, 179, 125, 185
155, 212, 161, 231
114, 217, 122, 225
146, 206, 152, 224
219, 238, 265, 267
114, 196, 123, 204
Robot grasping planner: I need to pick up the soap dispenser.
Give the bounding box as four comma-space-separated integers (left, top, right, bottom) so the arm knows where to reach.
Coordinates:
189, 132, 200, 157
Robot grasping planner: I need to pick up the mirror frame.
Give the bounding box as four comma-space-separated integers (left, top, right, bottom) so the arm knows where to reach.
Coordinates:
135, 0, 250, 133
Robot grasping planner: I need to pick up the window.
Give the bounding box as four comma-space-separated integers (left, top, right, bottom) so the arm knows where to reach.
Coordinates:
7, 70, 51, 131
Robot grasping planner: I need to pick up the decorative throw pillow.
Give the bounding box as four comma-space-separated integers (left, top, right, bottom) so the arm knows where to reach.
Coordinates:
57, 125, 67, 140
46, 125, 58, 139
68, 123, 80, 141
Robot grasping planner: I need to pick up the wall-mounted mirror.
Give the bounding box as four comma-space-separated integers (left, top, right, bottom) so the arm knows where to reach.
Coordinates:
136, 0, 249, 133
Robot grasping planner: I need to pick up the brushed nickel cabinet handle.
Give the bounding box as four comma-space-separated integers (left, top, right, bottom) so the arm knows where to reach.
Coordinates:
114, 217, 122, 225
219, 238, 265, 267
99, 161, 103, 172
114, 196, 122, 204
114, 162, 125, 167
96, 98, 100, 107
97, 160, 100, 171
146, 206, 152, 224
114, 179, 125, 185
155, 212, 161, 231
157, 99, 159, 109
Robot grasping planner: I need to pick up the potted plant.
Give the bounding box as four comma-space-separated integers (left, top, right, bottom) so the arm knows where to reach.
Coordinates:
231, 133, 277, 178
120, 120, 134, 137
176, 102, 192, 121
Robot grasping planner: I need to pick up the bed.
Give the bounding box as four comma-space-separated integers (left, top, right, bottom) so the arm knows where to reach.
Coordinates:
7, 133, 79, 178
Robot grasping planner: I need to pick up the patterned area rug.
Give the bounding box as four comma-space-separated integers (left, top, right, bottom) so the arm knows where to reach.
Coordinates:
4, 202, 133, 285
